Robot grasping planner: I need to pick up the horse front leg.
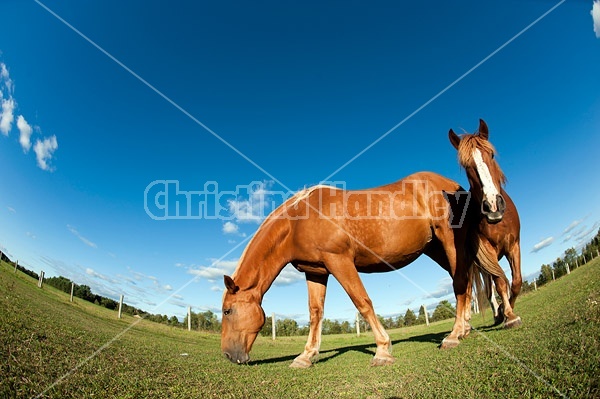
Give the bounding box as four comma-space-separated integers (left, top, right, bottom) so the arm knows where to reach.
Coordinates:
290, 272, 329, 368
323, 254, 394, 366
441, 264, 470, 349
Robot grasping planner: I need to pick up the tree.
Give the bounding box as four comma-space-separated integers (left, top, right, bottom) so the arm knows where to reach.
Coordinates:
260, 316, 273, 337
416, 305, 428, 325
431, 300, 455, 322
563, 248, 578, 270
403, 309, 417, 326
276, 318, 299, 336
552, 258, 566, 279
537, 264, 553, 286
395, 315, 404, 327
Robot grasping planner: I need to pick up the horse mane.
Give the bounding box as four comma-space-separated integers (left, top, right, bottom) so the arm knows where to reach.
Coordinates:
290, 184, 338, 207
233, 184, 338, 279
456, 133, 507, 186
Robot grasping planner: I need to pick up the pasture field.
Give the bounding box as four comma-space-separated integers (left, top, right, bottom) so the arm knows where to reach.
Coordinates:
1, 258, 599, 399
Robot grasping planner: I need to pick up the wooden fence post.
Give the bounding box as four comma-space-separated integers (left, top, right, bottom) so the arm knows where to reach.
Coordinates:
187, 306, 191, 331
37, 270, 45, 288
70, 282, 74, 302
423, 305, 430, 327
566, 263, 571, 275
118, 295, 124, 319
355, 312, 360, 337
533, 280, 537, 291
14, 260, 18, 273
272, 313, 276, 341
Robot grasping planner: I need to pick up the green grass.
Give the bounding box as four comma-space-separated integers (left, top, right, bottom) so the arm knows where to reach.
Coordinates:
1, 258, 599, 399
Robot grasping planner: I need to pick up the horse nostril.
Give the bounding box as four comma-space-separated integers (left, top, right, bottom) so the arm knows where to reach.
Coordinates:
497, 194, 506, 213
224, 352, 233, 361
481, 199, 492, 214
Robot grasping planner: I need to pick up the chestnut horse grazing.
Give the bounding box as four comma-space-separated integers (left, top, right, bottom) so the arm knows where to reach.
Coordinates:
449, 119, 522, 329
221, 171, 476, 367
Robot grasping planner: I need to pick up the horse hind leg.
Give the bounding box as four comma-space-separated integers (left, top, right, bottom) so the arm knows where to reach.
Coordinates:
494, 274, 522, 329
486, 275, 504, 326
290, 272, 329, 368
507, 242, 522, 311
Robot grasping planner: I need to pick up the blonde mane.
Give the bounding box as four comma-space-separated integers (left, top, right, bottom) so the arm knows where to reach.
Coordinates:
233, 184, 338, 278
457, 134, 506, 186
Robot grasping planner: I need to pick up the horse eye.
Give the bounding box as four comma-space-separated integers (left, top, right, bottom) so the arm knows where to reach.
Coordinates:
223, 309, 232, 316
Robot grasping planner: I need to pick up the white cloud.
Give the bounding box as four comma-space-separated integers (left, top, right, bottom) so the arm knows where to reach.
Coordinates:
592, 0, 600, 38
33, 135, 58, 171
188, 259, 238, 280
7, 206, 15, 213
0, 97, 15, 135
0, 63, 12, 93
0, 60, 59, 169
227, 181, 275, 223
531, 237, 554, 253
86, 267, 111, 282
424, 276, 454, 299
222, 221, 239, 234
210, 286, 223, 292
562, 219, 584, 235
16, 115, 33, 152
574, 221, 600, 243
26, 231, 36, 239
67, 224, 98, 249
273, 264, 304, 286
163, 284, 173, 291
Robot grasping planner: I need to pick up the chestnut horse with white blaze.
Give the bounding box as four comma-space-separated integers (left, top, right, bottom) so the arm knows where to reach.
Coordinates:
221, 171, 477, 367
449, 119, 522, 329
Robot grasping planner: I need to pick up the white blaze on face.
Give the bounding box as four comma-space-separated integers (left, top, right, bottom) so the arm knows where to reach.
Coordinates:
472, 148, 500, 212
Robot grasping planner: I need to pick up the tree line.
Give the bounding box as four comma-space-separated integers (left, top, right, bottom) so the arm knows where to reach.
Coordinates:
518, 228, 600, 293
259, 300, 457, 337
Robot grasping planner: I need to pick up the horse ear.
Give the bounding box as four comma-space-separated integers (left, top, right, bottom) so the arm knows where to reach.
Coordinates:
224, 275, 239, 294
449, 129, 460, 150
478, 119, 489, 140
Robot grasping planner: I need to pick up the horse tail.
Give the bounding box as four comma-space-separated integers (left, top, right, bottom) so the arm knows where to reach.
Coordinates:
471, 235, 509, 285
469, 263, 488, 318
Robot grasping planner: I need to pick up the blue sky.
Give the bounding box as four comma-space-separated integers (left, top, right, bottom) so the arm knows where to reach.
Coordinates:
1, 1, 599, 324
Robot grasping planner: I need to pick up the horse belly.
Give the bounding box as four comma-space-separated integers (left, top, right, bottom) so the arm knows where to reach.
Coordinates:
353, 221, 432, 271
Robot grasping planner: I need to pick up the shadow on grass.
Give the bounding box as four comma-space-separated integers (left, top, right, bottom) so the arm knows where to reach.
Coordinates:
250, 331, 448, 366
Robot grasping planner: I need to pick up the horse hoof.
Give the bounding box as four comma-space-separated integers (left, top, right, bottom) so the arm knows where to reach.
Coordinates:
440, 338, 460, 349
370, 356, 395, 367
504, 316, 522, 329
289, 357, 312, 369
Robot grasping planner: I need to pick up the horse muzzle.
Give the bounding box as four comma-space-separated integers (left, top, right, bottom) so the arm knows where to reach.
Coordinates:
482, 194, 505, 224
223, 349, 250, 365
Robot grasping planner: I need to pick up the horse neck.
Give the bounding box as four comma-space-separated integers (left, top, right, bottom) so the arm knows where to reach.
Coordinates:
232, 216, 292, 300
